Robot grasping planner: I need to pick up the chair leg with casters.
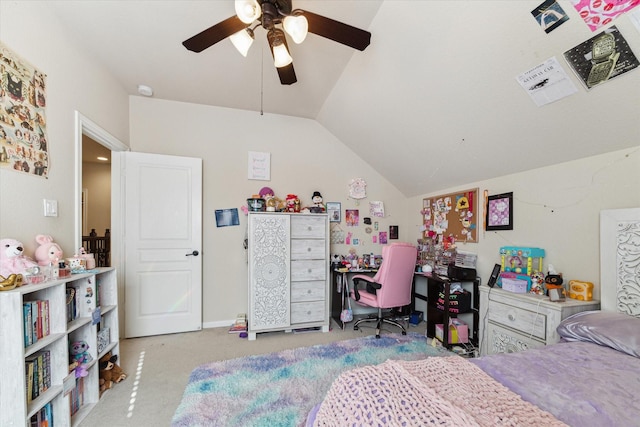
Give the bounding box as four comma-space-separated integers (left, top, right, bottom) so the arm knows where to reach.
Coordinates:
353, 308, 407, 339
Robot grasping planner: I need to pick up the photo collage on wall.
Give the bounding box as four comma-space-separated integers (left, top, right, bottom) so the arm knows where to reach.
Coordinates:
0, 41, 49, 177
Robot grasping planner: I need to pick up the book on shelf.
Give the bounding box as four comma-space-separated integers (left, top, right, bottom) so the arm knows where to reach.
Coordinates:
25, 350, 51, 402
69, 377, 84, 416
23, 302, 33, 347
29, 401, 53, 427
23, 300, 50, 346
228, 313, 247, 333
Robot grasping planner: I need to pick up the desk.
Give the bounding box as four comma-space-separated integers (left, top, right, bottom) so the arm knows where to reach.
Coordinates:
330, 269, 377, 329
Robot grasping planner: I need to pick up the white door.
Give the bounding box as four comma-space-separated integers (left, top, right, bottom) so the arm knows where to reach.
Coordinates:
123, 152, 202, 338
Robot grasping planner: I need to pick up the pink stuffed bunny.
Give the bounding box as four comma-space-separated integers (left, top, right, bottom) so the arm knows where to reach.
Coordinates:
34, 235, 63, 266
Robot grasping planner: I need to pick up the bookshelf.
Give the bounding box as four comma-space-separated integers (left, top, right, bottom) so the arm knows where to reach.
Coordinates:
0, 267, 119, 426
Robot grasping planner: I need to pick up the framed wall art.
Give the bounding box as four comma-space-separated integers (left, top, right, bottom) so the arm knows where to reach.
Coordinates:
326, 202, 341, 223
486, 192, 513, 231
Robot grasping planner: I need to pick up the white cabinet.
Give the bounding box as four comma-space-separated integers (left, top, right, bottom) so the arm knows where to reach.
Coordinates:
479, 285, 599, 355
248, 213, 329, 340
0, 268, 120, 426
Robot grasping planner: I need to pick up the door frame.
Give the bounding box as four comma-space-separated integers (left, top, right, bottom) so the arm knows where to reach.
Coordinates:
74, 111, 129, 335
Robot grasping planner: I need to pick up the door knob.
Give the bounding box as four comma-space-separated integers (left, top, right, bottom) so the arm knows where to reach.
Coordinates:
186, 250, 199, 256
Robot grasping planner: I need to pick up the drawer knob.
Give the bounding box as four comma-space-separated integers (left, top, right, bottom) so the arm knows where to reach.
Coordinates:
308, 268, 312, 273
307, 290, 312, 294
308, 226, 312, 231
307, 247, 311, 252
508, 314, 515, 321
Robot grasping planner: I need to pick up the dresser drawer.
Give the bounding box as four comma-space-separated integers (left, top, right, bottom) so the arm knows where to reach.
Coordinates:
291, 239, 326, 260
291, 216, 326, 239
487, 300, 546, 340
291, 281, 325, 302
486, 322, 546, 355
291, 301, 325, 324
291, 260, 326, 281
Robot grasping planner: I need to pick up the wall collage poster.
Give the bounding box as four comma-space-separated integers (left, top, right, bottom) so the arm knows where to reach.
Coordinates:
0, 41, 49, 177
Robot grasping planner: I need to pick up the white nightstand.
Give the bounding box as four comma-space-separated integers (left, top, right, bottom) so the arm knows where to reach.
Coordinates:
479, 285, 600, 355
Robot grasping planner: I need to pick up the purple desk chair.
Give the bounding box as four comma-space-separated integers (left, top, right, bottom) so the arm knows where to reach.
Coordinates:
350, 242, 418, 338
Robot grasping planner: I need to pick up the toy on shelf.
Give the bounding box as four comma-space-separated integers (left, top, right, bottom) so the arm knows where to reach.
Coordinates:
568, 280, 594, 301
498, 246, 545, 292
309, 191, 326, 213
259, 187, 277, 212
70, 340, 93, 365
99, 352, 127, 394
544, 264, 565, 297
286, 194, 300, 212
0, 238, 38, 277
34, 234, 63, 266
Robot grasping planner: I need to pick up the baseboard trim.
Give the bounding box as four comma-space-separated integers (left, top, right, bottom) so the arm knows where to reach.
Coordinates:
203, 319, 235, 329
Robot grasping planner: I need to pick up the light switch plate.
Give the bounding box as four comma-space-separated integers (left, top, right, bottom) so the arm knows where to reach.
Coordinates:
43, 199, 58, 217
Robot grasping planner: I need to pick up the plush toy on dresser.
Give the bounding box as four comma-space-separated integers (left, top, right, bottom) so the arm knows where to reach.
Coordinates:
34, 234, 63, 266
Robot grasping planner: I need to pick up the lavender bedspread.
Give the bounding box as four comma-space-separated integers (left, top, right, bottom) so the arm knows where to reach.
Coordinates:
471, 341, 640, 427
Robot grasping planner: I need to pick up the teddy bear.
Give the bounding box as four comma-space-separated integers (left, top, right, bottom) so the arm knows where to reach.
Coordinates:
0, 238, 38, 277
70, 340, 93, 365
34, 234, 63, 266
99, 352, 127, 391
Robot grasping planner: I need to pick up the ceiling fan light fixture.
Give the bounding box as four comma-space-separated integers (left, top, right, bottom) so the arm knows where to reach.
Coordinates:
283, 14, 308, 44
235, 0, 261, 24
230, 28, 254, 57
272, 42, 293, 68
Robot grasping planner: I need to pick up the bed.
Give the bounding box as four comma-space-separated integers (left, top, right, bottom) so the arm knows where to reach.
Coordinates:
307, 208, 640, 426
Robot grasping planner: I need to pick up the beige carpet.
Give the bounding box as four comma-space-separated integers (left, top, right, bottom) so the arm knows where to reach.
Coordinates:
79, 320, 427, 426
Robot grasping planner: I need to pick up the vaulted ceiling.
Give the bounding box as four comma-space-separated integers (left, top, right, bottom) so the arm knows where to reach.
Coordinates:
48, 1, 640, 197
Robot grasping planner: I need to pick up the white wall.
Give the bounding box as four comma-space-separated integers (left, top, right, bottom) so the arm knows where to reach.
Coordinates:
129, 97, 407, 326
0, 2, 129, 255
406, 147, 640, 301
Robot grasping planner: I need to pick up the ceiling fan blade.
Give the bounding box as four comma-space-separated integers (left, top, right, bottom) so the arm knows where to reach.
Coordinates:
182, 16, 247, 53
276, 63, 297, 85
301, 11, 371, 51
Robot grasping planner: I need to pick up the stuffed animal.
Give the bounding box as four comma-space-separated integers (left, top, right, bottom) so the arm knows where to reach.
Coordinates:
0, 238, 38, 277
34, 235, 63, 266
70, 340, 93, 365
99, 352, 127, 390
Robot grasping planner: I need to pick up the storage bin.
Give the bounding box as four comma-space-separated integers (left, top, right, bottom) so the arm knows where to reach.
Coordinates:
435, 318, 468, 343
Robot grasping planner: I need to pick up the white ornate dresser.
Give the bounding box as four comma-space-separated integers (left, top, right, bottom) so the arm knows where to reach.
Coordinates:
479, 286, 600, 355
247, 212, 330, 340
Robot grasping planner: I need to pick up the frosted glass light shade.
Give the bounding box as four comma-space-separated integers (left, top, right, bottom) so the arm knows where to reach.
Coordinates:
230, 29, 254, 57
235, 0, 261, 24
272, 43, 293, 68
283, 15, 308, 44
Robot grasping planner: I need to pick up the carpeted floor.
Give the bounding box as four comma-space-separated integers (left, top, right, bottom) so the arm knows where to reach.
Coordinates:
171, 332, 452, 427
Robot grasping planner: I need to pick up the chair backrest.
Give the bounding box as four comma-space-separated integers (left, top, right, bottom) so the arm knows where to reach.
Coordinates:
370, 242, 418, 308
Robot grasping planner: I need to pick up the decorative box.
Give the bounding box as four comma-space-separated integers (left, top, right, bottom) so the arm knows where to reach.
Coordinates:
501, 276, 529, 293
97, 327, 110, 354
436, 318, 468, 344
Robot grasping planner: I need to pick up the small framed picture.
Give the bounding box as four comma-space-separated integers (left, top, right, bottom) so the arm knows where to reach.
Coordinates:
389, 225, 398, 239
486, 192, 513, 231
326, 202, 341, 223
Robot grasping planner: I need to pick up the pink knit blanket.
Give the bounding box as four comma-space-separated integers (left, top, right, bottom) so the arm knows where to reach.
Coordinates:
312, 356, 567, 426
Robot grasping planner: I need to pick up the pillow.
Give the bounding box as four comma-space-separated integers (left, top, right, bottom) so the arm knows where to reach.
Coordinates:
557, 310, 640, 358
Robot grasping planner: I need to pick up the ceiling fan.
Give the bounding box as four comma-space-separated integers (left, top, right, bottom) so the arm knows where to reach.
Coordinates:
182, 0, 372, 85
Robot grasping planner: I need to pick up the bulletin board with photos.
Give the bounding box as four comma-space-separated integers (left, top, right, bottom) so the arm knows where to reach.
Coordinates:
422, 188, 478, 243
